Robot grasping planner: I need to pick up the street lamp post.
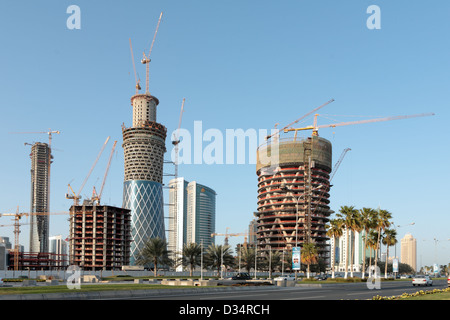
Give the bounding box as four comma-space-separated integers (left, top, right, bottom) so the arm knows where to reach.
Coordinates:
280, 182, 325, 280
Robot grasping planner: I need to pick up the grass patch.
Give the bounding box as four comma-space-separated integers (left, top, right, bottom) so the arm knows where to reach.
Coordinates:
373, 287, 450, 300
0, 283, 205, 296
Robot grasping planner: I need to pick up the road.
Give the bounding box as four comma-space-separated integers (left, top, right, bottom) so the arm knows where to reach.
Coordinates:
124, 279, 448, 300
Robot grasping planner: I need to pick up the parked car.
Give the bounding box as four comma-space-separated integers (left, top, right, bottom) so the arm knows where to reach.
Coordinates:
274, 275, 296, 281
412, 275, 433, 286
447, 275, 450, 287
0, 278, 3, 285
231, 273, 251, 280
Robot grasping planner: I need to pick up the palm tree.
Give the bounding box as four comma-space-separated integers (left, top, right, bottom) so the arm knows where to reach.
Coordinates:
301, 242, 318, 278
135, 237, 172, 277
326, 218, 343, 278
367, 230, 379, 277
359, 207, 377, 279
374, 208, 392, 278
337, 205, 359, 279
181, 243, 202, 277
204, 244, 234, 277
382, 228, 397, 278
239, 246, 256, 273
348, 211, 362, 278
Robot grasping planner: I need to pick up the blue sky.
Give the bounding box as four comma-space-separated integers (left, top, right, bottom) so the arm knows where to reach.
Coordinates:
0, 1, 448, 269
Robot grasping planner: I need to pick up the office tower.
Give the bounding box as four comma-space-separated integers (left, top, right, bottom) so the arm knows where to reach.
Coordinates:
401, 233, 417, 271
29, 142, 52, 253
255, 136, 332, 262
69, 204, 131, 270
168, 178, 216, 269
168, 177, 189, 263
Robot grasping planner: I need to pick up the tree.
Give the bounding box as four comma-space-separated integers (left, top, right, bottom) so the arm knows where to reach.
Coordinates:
366, 230, 379, 276
135, 237, 172, 277
180, 243, 202, 277
359, 207, 377, 279
326, 218, 343, 278
337, 205, 359, 279
301, 242, 318, 278
204, 244, 234, 277
373, 209, 392, 277
382, 228, 397, 278
238, 246, 256, 273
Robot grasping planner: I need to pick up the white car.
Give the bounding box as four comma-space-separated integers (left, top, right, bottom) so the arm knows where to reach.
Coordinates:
412, 275, 432, 286
274, 275, 296, 281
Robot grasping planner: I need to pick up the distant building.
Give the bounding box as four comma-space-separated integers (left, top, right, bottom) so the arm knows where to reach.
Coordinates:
0, 243, 6, 271
168, 178, 216, 270
401, 233, 417, 271
29, 142, 52, 253
248, 219, 258, 245
332, 229, 372, 273
49, 235, 68, 267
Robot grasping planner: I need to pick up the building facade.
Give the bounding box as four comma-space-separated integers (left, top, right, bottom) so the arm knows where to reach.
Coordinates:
400, 233, 417, 271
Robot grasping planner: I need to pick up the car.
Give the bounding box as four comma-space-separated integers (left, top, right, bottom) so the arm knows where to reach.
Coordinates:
447, 275, 450, 287
412, 275, 433, 286
274, 275, 296, 281
314, 274, 328, 281
0, 278, 3, 285
231, 272, 251, 280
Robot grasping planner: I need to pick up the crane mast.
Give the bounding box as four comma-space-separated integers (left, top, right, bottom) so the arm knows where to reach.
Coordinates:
141, 12, 163, 94
172, 98, 185, 180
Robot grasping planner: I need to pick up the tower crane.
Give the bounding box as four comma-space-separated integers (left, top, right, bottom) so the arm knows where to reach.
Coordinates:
129, 38, 141, 94
9, 129, 60, 147
66, 136, 110, 205
212, 230, 257, 247
284, 112, 435, 137
330, 148, 351, 182
0, 208, 68, 270
265, 99, 335, 141
92, 140, 117, 205
172, 98, 185, 180
141, 12, 163, 94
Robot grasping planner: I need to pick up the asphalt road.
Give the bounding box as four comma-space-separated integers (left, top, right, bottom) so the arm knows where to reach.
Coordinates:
125, 279, 448, 300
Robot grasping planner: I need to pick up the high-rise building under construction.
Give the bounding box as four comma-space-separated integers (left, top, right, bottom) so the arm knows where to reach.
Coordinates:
29, 142, 52, 253
255, 136, 333, 263
122, 90, 167, 264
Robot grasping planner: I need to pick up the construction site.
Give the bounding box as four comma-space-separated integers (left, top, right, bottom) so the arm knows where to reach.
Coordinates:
253, 99, 434, 265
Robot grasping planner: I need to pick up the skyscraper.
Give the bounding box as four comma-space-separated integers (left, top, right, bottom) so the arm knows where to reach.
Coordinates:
122, 92, 167, 265
401, 233, 417, 271
168, 178, 216, 270
29, 142, 52, 253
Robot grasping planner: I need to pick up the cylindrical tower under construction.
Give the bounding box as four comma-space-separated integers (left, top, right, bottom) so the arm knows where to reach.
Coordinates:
122, 93, 167, 265
255, 136, 333, 263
